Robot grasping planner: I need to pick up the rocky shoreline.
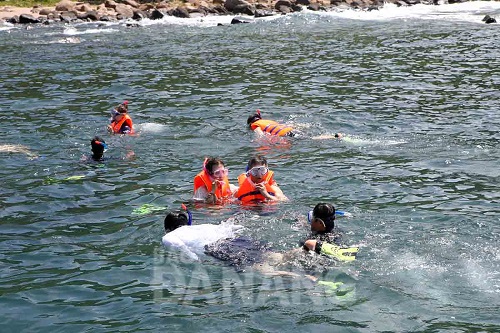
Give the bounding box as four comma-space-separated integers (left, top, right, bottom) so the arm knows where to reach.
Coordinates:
0, 0, 497, 25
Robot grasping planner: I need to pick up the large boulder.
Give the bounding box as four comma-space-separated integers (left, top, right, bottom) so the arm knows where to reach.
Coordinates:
19, 14, 40, 24
150, 9, 165, 20
60, 11, 78, 22
224, 0, 251, 11
55, 0, 76, 12
274, 0, 293, 10
123, 0, 140, 8
115, 4, 134, 18
170, 6, 190, 18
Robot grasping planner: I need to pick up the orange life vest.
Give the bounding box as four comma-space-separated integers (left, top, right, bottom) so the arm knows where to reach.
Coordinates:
193, 170, 232, 201
110, 114, 134, 134
250, 119, 293, 137
235, 171, 276, 203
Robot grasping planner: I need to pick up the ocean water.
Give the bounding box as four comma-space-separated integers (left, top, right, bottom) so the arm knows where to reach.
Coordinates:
1, 2, 499, 332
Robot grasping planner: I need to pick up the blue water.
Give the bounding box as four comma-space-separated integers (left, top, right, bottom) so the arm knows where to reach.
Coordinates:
1, 2, 499, 332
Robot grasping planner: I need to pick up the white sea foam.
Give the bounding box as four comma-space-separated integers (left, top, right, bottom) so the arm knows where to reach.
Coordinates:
312, 1, 500, 23
63, 26, 118, 35
137, 122, 168, 133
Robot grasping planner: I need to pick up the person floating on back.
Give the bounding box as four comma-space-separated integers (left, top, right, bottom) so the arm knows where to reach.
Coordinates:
247, 109, 295, 137
108, 100, 134, 134
235, 155, 288, 204
193, 157, 238, 204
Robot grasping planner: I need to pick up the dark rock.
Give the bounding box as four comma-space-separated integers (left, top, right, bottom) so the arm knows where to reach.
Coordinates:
132, 10, 147, 20
307, 3, 321, 10
7, 16, 19, 24
233, 4, 256, 15
170, 7, 190, 18
150, 9, 165, 20
60, 11, 78, 23
291, 4, 303, 11
231, 17, 251, 24
296, 0, 311, 4
275, 0, 293, 10
18, 14, 40, 24
213, 5, 230, 14
482, 15, 496, 24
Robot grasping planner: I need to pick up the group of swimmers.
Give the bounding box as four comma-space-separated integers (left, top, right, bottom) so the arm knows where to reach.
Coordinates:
86, 102, 356, 274
162, 110, 357, 276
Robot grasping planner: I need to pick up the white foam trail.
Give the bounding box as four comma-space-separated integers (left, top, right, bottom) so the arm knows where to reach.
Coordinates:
63, 26, 118, 35
137, 122, 168, 133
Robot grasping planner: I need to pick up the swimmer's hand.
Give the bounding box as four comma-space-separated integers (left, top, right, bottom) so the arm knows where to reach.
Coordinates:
205, 192, 217, 204
255, 182, 274, 200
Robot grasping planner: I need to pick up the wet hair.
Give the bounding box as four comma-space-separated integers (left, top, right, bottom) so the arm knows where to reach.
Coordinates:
247, 155, 268, 171
204, 157, 225, 175
312, 203, 336, 233
247, 112, 262, 125
90, 136, 105, 160
164, 211, 189, 232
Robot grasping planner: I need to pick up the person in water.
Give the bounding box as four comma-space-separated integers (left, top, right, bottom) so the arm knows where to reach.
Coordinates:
90, 136, 108, 161
301, 203, 358, 261
234, 155, 288, 203
206, 203, 358, 275
247, 109, 295, 137
162, 208, 243, 260
108, 100, 134, 134
193, 157, 238, 204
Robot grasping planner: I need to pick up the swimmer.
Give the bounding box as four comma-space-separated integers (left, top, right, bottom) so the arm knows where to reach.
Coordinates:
107, 100, 134, 134
90, 136, 108, 161
162, 207, 243, 260
193, 157, 238, 204
247, 109, 295, 137
234, 155, 288, 203
302, 203, 358, 261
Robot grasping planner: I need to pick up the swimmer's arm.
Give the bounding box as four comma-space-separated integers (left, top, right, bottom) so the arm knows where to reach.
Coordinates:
269, 184, 288, 201
303, 240, 358, 261
229, 183, 239, 195
253, 127, 265, 136
192, 186, 209, 202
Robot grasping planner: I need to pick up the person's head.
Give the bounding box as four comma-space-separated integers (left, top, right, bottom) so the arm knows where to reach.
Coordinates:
246, 155, 269, 183
247, 109, 262, 125
164, 210, 192, 232
204, 157, 228, 181
116, 100, 129, 114
309, 203, 336, 234
90, 136, 107, 160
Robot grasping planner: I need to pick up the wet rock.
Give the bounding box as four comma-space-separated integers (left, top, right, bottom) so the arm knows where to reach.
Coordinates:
60, 11, 78, 23
231, 17, 251, 24
482, 15, 496, 24
170, 6, 190, 18
150, 9, 165, 20
19, 14, 40, 24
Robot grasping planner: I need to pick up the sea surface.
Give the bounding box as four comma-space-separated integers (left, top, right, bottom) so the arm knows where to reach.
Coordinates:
1, 2, 499, 332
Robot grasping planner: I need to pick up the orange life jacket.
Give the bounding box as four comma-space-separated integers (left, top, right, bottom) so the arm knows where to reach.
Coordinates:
235, 171, 276, 203
193, 170, 232, 201
250, 119, 293, 137
110, 114, 134, 134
